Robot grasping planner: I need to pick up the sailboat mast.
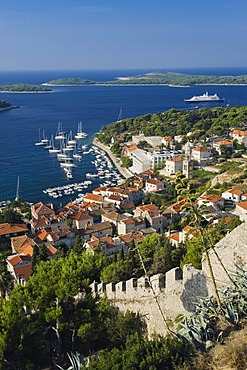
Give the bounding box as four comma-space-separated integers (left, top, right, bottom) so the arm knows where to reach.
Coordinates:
15, 176, 20, 201
117, 107, 123, 122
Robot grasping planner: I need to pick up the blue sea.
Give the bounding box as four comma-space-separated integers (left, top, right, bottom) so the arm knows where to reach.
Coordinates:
1, 67, 247, 205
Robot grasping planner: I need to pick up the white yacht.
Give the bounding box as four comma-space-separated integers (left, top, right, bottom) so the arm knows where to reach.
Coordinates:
35, 129, 47, 146
55, 122, 66, 140
184, 92, 225, 103
49, 135, 60, 153
67, 131, 77, 146
75, 121, 88, 139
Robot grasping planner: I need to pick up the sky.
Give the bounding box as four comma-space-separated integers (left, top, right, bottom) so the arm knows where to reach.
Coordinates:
1, 0, 247, 70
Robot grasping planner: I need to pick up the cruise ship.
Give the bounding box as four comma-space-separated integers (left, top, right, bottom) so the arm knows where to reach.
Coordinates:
184, 91, 225, 103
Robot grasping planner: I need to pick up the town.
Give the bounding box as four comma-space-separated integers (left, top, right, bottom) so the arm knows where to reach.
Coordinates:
1, 116, 247, 369
1, 125, 247, 283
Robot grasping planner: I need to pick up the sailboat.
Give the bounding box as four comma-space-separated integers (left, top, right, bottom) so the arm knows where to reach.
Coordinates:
75, 121, 87, 139
15, 176, 20, 201
60, 158, 76, 168
35, 129, 47, 146
49, 135, 60, 153
117, 107, 123, 122
67, 131, 77, 146
73, 144, 82, 161
55, 122, 66, 140
44, 136, 53, 149
65, 169, 73, 179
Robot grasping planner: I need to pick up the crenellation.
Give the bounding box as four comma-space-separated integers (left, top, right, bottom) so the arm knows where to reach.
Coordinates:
137, 276, 150, 289
97, 282, 106, 293
150, 273, 165, 290
126, 277, 137, 290
106, 282, 116, 295
91, 281, 98, 293
165, 267, 183, 292
90, 222, 247, 336
115, 280, 126, 292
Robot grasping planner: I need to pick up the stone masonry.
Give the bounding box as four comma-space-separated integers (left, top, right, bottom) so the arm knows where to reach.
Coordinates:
91, 221, 247, 336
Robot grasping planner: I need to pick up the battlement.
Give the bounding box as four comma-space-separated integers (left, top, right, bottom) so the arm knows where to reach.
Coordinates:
91, 267, 184, 300
90, 221, 247, 336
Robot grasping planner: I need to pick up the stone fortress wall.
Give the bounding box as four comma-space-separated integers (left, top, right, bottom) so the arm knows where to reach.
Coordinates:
91, 221, 247, 336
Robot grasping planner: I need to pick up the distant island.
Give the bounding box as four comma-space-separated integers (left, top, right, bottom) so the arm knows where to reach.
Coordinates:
0, 99, 19, 112
43, 71, 247, 86
0, 83, 52, 93
42, 77, 96, 86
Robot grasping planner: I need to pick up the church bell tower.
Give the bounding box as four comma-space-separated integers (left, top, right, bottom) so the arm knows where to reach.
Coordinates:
183, 142, 193, 180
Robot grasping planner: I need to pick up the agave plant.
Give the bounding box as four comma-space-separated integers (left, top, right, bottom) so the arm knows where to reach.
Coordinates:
176, 267, 247, 350
56, 352, 89, 370
176, 311, 221, 351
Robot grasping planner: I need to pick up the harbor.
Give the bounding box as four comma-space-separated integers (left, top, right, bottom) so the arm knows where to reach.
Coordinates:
92, 138, 133, 179
40, 140, 125, 202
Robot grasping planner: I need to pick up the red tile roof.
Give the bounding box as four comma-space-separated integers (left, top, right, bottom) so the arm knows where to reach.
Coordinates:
138, 204, 159, 215
146, 179, 160, 185
169, 198, 188, 213
231, 129, 247, 136
215, 140, 233, 146
108, 194, 122, 201
127, 145, 138, 152
32, 202, 54, 217
14, 264, 32, 280
199, 194, 224, 203
223, 188, 244, 196
183, 225, 193, 232
0, 223, 28, 236
170, 233, 180, 242
84, 193, 102, 202
121, 218, 135, 224
193, 146, 210, 152
236, 201, 247, 210
167, 156, 183, 162
74, 211, 92, 221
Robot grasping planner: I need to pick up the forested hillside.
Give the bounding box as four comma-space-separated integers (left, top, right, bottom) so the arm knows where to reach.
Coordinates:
96, 106, 247, 144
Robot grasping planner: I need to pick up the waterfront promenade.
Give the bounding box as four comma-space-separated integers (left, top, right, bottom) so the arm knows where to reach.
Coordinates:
92, 138, 133, 179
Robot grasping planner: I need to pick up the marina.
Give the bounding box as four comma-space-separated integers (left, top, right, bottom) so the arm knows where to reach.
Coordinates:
35, 122, 88, 179
39, 142, 124, 201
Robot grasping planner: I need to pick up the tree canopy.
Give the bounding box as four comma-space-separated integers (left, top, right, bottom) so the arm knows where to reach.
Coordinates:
96, 106, 247, 144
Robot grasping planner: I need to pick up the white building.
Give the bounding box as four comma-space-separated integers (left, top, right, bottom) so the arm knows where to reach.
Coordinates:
230, 129, 247, 147
165, 156, 183, 175
235, 201, 247, 222
129, 149, 152, 174
221, 188, 246, 203
132, 135, 163, 147
191, 146, 211, 166
145, 178, 165, 193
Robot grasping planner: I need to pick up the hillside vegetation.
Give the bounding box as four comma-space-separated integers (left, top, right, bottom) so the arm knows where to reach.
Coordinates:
96, 106, 247, 144
0, 83, 52, 92
44, 77, 96, 85
0, 100, 11, 108
111, 71, 247, 85
45, 71, 247, 86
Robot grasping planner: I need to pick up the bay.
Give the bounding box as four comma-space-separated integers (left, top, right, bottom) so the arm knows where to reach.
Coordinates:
0, 68, 247, 204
